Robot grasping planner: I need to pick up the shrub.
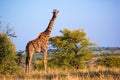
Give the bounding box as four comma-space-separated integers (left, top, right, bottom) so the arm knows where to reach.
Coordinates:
47, 52, 73, 68
34, 61, 44, 70
70, 58, 85, 69
0, 34, 21, 75
98, 56, 120, 68
47, 52, 86, 69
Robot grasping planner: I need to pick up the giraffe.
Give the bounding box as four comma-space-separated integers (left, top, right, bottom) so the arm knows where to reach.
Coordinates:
25, 9, 59, 73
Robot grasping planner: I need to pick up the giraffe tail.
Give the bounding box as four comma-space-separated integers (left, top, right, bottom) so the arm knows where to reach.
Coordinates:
25, 56, 30, 65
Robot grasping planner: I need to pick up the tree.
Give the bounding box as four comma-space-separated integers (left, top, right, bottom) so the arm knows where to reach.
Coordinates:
0, 34, 21, 75
0, 18, 17, 38
48, 28, 94, 68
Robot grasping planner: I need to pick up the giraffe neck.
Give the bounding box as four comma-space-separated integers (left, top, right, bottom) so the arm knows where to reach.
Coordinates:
44, 14, 57, 36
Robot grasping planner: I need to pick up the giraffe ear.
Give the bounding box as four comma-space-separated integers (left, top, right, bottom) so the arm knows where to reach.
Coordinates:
57, 10, 59, 14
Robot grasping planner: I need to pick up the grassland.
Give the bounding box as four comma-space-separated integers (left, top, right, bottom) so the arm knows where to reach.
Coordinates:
1, 47, 120, 80
1, 66, 120, 80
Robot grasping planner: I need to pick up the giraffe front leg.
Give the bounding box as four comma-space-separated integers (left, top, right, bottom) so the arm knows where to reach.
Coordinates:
43, 50, 47, 72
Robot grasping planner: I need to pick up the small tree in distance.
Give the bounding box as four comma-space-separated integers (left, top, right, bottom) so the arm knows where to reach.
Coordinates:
0, 18, 17, 39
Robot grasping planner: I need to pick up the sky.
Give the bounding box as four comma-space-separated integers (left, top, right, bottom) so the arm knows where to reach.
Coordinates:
0, 0, 120, 51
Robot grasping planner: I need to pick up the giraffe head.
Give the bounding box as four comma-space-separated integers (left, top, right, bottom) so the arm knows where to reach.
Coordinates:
52, 9, 59, 18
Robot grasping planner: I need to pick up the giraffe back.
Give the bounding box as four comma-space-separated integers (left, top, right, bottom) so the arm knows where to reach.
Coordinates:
26, 32, 49, 54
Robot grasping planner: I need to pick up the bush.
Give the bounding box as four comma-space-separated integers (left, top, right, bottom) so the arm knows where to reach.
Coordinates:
46, 52, 72, 69
98, 56, 120, 68
70, 58, 85, 69
34, 61, 44, 70
0, 34, 21, 75
47, 52, 86, 69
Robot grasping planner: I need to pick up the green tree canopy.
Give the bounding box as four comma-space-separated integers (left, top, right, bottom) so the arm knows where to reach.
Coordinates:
50, 28, 94, 55
47, 28, 95, 68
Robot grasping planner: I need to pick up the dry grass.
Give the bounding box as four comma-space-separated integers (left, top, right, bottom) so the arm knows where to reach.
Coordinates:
1, 66, 120, 80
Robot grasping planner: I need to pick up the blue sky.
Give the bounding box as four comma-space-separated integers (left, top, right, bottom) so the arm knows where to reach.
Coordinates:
0, 0, 120, 51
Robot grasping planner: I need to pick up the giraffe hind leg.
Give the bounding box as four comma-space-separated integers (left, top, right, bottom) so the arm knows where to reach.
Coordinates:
25, 56, 28, 73
25, 56, 30, 73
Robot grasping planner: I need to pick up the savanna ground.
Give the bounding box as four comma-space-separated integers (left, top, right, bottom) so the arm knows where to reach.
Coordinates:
1, 66, 120, 80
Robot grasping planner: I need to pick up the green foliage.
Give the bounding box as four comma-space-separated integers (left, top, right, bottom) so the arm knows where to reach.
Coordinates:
47, 28, 94, 69
48, 52, 74, 68
98, 56, 120, 68
34, 61, 44, 70
70, 58, 85, 69
0, 34, 21, 75
50, 29, 94, 52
